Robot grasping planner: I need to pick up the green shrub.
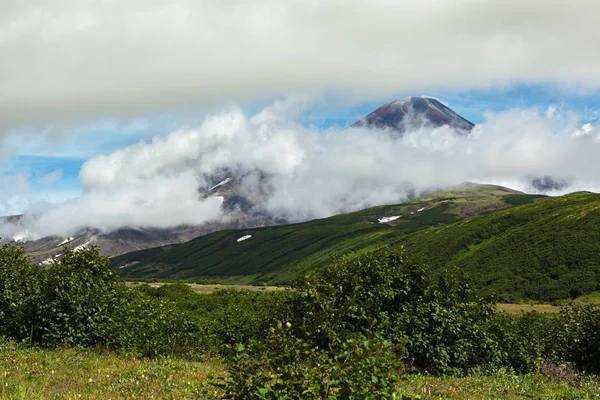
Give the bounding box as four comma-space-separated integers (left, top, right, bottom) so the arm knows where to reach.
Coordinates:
0, 246, 216, 358
218, 247, 506, 399
106, 291, 216, 358
559, 304, 600, 373
204, 290, 288, 346
216, 327, 404, 399
491, 312, 565, 373
136, 284, 288, 348
287, 248, 499, 375
0, 245, 42, 341
34, 246, 128, 346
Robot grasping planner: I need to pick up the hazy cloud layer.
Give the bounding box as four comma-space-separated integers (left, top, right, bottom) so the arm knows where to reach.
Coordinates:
3, 98, 600, 238
0, 168, 30, 219
39, 169, 63, 185
2, 0, 600, 134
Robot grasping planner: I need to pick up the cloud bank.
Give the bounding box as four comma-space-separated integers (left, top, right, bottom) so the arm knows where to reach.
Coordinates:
3, 98, 600, 238
2, 0, 600, 134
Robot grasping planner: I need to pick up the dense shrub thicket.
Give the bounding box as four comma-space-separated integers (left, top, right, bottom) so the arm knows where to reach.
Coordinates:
215, 248, 600, 397
0, 245, 283, 358
2, 244, 600, 398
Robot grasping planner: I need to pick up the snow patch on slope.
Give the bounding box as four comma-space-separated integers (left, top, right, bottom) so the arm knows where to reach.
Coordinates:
378, 216, 400, 224
73, 241, 91, 252
57, 237, 73, 247
40, 254, 61, 266
208, 178, 232, 192
237, 235, 252, 242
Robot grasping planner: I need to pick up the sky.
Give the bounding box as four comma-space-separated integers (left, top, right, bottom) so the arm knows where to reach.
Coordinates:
2, 0, 600, 238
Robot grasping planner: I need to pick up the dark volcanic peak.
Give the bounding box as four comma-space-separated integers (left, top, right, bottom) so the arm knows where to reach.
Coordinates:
530, 176, 571, 192
351, 96, 474, 134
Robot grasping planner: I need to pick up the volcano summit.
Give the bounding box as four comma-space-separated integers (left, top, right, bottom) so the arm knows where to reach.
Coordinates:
351, 96, 474, 133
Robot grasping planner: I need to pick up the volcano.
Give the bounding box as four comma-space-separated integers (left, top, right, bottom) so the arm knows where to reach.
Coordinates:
350, 96, 474, 133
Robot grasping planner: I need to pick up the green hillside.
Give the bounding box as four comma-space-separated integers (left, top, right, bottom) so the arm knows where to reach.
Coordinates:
403, 192, 600, 301
114, 183, 528, 284
114, 186, 600, 301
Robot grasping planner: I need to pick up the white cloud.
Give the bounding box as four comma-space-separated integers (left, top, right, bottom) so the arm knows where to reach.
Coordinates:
0, 170, 30, 195
1, 0, 600, 135
21, 173, 225, 237
4, 98, 600, 238
0, 170, 30, 216
39, 169, 62, 185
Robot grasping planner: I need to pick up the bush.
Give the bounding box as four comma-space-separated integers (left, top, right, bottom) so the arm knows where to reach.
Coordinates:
106, 290, 216, 358
204, 289, 288, 346
217, 327, 403, 399
0, 246, 216, 357
34, 246, 128, 346
218, 247, 507, 398
286, 248, 499, 375
0, 245, 42, 341
559, 304, 600, 373
490, 312, 565, 374
136, 284, 289, 349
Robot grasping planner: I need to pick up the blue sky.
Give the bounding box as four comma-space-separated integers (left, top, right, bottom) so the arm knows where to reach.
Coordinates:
3, 83, 600, 215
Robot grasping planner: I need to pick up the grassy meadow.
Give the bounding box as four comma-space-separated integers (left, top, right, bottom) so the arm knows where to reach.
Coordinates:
2, 342, 600, 399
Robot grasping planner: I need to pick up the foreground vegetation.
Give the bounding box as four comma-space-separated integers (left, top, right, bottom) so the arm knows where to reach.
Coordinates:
0, 341, 225, 399
2, 342, 600, 399
3, 244, 600, 398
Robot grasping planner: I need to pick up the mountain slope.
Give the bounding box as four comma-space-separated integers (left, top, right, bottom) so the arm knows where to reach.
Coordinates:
113, 184, 534, 284
0, 214, 275, 265
114, 189, 600, 302
351, 96, 474, 133
403, 192, 600, 301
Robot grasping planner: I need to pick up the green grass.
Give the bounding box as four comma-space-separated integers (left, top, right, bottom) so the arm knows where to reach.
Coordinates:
573, 291, 600, 305
398, 371, 600, 399
502, 193, 548, 206
113, 183, 525, 285
113, 187, 600, 302
0, 341, 225, 399
2, 342, 599, 399
496, 303, 561, 314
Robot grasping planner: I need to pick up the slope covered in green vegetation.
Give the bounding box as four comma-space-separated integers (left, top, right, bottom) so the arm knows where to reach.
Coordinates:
404, 192, 600, 301
114, 184, 530, 284
115, 186, 600, 302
